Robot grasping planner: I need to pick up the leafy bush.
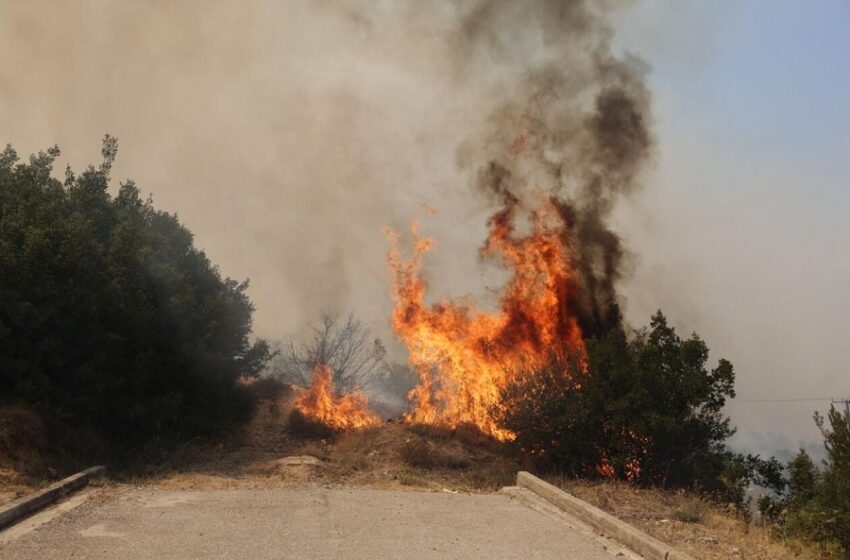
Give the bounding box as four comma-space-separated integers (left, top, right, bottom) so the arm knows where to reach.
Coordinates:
497, 311, 782, 502
0, 138, 270, 443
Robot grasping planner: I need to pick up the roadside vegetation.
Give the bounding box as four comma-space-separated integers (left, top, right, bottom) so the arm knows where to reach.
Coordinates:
0, 139, 271, 485
499, 309, 849, 558
1, 139, 844, 559
761, 407, 850, 558
552, 478, 823, 560
497, 310, 785, 501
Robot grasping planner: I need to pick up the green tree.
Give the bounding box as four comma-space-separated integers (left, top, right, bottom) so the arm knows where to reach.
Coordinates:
786, 448, 820, 510
498, 311, 772, 497
813, 406, 850, 554
778, 409, 850, 557
0, 138, 270, 442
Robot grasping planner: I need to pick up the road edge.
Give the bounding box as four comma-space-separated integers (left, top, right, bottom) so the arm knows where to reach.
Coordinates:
0, 466, 105, 530
517, 471, 698, 560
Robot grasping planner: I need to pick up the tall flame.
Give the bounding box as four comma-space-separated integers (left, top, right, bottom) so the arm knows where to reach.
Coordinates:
387, 196, 587, 440
295, 364, 381, 430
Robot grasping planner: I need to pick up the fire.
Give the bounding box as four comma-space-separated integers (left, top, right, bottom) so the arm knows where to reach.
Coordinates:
295, 364, 381, 430
386, 195, 587, 440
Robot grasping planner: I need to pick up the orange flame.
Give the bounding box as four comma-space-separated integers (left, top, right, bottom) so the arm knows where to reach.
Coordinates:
386, 196, 587, 440
295, 364, 381, 430
595, 430, 649, 481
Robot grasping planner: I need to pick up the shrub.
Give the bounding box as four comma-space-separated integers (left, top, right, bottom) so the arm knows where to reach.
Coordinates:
0, 139, 270, 444
814, 407, 850, 552
497, 311, 783, 501
245, 376, 290, 401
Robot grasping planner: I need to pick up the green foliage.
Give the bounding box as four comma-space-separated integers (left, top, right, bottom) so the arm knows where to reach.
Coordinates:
497, 311, 781, 502
786, 449, 820, 510
0, 138, 270, 443
496, 356, 596, 474
770, 409, 850, 558
716, 453, 785, 509
816, 407, 850, 551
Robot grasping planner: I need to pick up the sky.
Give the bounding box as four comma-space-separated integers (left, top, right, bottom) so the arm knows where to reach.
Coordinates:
0, 0, 847, 459
611, 0, 850, 458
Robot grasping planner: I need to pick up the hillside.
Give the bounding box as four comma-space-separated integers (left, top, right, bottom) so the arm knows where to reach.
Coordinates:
1, 386, 829, 560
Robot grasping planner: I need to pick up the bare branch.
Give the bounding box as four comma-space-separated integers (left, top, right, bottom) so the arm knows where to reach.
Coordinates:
267, 311, 386, 394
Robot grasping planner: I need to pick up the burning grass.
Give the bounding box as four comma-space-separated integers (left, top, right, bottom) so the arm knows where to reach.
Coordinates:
293, 364, 381, 431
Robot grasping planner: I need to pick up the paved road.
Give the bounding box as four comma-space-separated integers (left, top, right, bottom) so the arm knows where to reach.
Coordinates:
1, 486, 630, 559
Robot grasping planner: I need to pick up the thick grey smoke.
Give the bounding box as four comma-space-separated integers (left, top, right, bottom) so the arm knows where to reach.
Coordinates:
448, 0, 653, 335
0, 0, 649, 345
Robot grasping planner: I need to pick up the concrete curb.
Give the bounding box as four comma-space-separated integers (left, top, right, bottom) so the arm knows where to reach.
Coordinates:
517, 471, 698, 560
0, 466, 105, 531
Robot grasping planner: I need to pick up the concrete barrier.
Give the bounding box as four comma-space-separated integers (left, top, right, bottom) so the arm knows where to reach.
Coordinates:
517, 471, 698, 560
0, 466, 105, 530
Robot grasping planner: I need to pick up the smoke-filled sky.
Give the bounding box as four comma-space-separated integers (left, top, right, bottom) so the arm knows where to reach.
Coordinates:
1, 0, 848, 459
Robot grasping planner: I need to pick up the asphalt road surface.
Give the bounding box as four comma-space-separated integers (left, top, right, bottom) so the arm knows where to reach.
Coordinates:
1, 486, 636, 559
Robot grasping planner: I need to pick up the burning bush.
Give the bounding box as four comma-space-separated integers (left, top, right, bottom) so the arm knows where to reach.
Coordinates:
496, 312, 755, 494
382, 0, 653, 444
387, 200, 587, 441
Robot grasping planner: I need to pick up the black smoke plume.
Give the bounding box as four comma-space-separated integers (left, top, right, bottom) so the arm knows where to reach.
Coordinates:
455, 0, 654, 337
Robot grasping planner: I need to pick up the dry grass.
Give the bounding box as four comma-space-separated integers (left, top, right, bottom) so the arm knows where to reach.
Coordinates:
5, 391, 823, 560
0, 404, 58, 505
0, 385, 516, 500
550, 478, 825, 560
105, 391, 519, 495
282, 421, 518, 492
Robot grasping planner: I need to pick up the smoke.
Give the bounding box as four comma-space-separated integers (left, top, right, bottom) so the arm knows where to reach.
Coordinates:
0, 0, 649, 344
448, 0, 654, 336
